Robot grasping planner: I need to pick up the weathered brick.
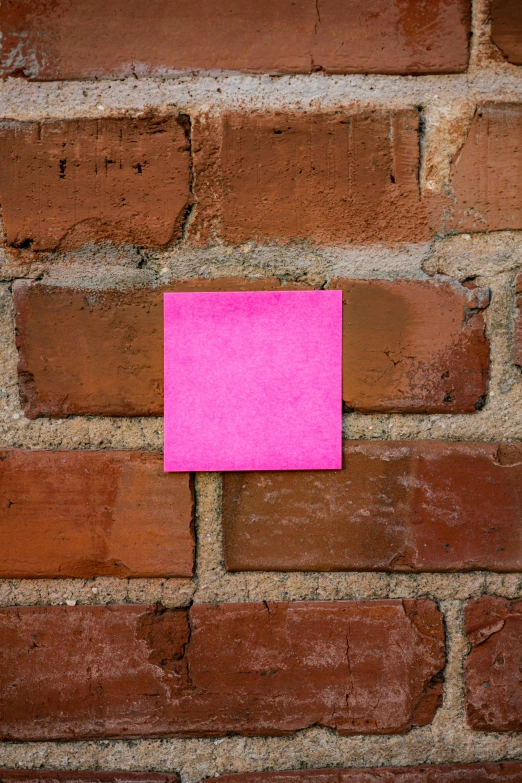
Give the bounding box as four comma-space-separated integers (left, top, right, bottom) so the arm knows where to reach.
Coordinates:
0, 450, 194, 578
0, 600, 444, 740
14, 277, 488, 418
328, 278, 489, 413
0, 0, 470, 79
206, 764, 522, 783
0, 774, 179, 783
14, 278, 282, 418
514, 272, 522, 367
491, 0, 522, 64
223, 441, 522, 572
449, 104, 522, 232
195, 111, 431, 245
0, 117, 191, 250
465, 596, 522, 731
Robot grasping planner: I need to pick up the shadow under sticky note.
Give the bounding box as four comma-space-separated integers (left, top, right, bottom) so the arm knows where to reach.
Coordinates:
164, 289, 342, 472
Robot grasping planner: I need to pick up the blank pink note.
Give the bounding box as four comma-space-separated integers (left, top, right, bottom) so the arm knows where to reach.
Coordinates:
164, 289, 342, 472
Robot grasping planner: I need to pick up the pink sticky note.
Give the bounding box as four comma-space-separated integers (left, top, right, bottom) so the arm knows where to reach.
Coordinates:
164, 289, 342, 472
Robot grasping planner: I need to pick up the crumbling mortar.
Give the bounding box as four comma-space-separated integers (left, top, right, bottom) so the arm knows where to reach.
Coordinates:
416, 106, 426, 199
469, 0, 502, 71
178, 114, 197, 245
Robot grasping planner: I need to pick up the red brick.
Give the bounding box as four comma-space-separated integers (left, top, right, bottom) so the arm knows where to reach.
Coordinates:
0, 775, 178, 783
14, 278, 283, 418
0, 600, 444, 740
206, 764, 522, 783
0, 116, 191, 251
223, 441, 522, 572
465, 596, 522, 731
514, 272, 522, 367
0, 0, 470, 79
195, 111, 431, 246
491, 0, 522, 64
449, 104, 522, 232
329, 278, 489, 413
0, 450, 194, 578
14, 277, 488, 418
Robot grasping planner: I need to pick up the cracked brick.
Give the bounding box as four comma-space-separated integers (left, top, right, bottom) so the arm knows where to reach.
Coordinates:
0, 0, 470, 79
0, 600, 444, 740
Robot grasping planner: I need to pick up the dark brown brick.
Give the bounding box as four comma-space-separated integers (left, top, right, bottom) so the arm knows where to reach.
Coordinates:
0, 774, 179, 783
0, 0, 470, 79
329, 278, 489, 413
465, 596, 522, 731
206, 764, 522, 783
0, 117, 191, 250
223, 441, 522, 572
198, 111, 431, 246
491, 0, 522, 64
449, 104, 522, 232
0, 600, 444, 740
14, 277, 488, 418
0, 450, 194, 578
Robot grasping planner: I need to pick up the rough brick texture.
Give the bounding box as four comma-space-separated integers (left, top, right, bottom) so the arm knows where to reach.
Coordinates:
1, 0, 521, 771
195, 111, 431, 245
0, 450, 194, 578
329, 278, 489, 412
465, 597, 522, 731
0, 775, 179, 783
0, 0, 471, 79
223, 441, 522, 573
14, 277, 488, 418
14, 278, 283, 418
449, 104, 522, 232
514, 272, 522, 367
491, 0, 522, 64
207, 764, 522, 783
0, 600, 444, 740
0, 117, 192, 250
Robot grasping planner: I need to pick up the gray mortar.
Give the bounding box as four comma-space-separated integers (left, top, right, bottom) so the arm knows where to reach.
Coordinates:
1, 0, 522, 776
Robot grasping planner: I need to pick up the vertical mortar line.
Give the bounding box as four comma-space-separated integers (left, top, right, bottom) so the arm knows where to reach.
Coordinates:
0, 280, 24, 423
469, 0, 494, 72
437, 599, 468, 722
180, 111, 197, 243
193, 472, 229, 602
482, 271, 519, 398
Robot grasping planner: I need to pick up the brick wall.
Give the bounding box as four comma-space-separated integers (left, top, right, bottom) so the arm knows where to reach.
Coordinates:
0, 0, 522, 781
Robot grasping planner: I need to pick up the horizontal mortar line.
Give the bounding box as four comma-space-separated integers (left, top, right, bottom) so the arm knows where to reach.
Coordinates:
1, 576, 521, 593
3, 259, 522, 285
0, 731, 520, 758
1, 253, 521, 291
2, 72, 522, 118
0, 430, 520, 445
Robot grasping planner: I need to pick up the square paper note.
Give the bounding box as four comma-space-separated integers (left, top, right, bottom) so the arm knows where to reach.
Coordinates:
164, 289, 342, 472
